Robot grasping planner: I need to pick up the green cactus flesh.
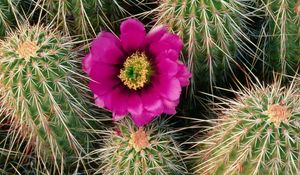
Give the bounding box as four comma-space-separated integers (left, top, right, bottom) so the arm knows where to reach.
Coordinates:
0, 0, 17, 37
257, 0, 300, 75
94, 118, 186, 175
40, 0, 126, 38
0, 25, 91, 172
195, 82, 300, 175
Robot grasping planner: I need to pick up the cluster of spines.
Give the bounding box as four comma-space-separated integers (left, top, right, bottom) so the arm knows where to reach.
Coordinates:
35, 0, 127, 39
89, 118, 187, 175
255, 0, 300, 76
193, 80, 299, 175
0, 24, 92, 174
0, 0, 19, 37
154, 0, 253, 94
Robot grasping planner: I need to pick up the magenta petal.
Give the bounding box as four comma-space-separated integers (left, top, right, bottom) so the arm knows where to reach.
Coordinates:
89, 63, 119, 82
92, 32, 121, 50
156, 58, 178, 77
109, 87, 129, 117
176, 61, 192, 87
131, 111, 156, 126
160, 33, 184, 51
141, 88, 164, 114
89, 79, 119, 96
149, 33, 183, 56
113, 113, 126, 121
157, 76, 181, 101
162, 99, 178, 115
178, 77, 190, 87
144, 25, 167, 46
100, 32, 122, 48
155, 49, 179, 62
127, 93, 143, 116
92, 86, 129, 116
82, 53, 93, 74
94, 94, 105, 108
91, 33, 124, 65
120, 19, 146, 53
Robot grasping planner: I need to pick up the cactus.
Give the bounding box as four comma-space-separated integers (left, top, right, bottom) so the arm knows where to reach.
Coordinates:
0, 0, 19, 37
0, 24, 92, 173
35, 0, 128, 39
90, 118, 187, 175
153, 0, 253, 94
254, 0, 300, 77
193, 80, 300, 174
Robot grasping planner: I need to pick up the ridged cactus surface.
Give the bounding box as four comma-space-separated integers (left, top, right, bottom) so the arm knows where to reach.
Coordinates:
0, 25, 91, 173
256, 0, 300, 75
38, 0, 126, 38
91, 118, 186, 175
155, 0, 251, 92
194, 81, 300, 175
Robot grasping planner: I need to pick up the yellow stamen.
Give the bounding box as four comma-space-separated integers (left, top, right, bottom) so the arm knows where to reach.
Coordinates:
119, 52, 151, 90
129, 127, 150, 152
16, 40, 39, 60
267, 104, 291, 128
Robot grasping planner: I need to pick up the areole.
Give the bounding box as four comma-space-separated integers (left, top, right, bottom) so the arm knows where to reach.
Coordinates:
267, 103, 291, 128
16, 40, 39, 60
129, 127, 150, 152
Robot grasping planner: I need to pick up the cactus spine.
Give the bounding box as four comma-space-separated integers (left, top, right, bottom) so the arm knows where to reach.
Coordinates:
90, 118, 187, 175
154, 0, 252, 93
0, 0, 18, 37
255, 0, 300, 76
0, 24, 91, 173
193, 81, 300, 174
37, 0, 127, 39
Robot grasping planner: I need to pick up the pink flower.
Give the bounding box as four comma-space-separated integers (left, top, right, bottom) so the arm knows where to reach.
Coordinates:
83, 19, 191, 126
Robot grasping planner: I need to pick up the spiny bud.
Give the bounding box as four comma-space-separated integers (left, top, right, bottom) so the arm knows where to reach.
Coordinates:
92, 118, 187, 175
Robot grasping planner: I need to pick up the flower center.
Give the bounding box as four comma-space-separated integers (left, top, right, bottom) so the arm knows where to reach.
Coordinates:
119, 52, 152, 90
16, 40, 39, 60
129, 127, 150, 152
267, 104, 291, 128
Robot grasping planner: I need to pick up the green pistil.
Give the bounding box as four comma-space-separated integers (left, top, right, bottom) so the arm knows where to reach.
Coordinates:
119, 52, 152, 90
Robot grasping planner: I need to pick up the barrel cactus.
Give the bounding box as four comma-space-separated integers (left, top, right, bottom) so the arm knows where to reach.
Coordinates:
193, 80, 300, 174
255, 0, 300, 76
36, 0, 127, 39
90, 118, 187, 175
154, 0, 252, 93
0, 24, 92, 173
